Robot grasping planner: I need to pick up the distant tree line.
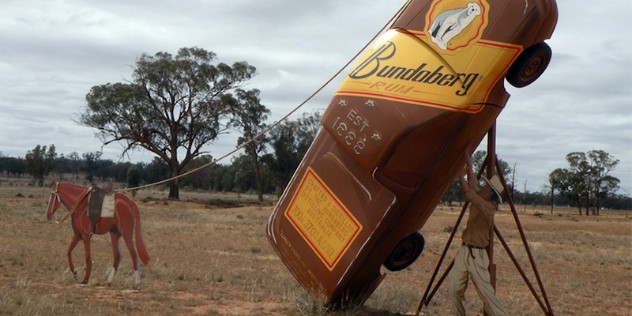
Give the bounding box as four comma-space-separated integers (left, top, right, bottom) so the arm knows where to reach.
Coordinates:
441, 149, 629, 212
0, 111, 321, 198
2, 142, 629, 210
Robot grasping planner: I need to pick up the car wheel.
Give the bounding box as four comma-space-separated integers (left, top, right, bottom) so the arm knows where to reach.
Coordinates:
506, 42, 552, 88
384, 232, 425, 272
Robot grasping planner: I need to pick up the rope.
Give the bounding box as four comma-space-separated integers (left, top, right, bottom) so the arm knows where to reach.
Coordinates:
115, 1, 412, 193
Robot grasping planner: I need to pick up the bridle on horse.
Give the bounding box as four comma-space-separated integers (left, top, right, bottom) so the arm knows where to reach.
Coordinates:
49, 185, 92, 224
48, 187, 70, 224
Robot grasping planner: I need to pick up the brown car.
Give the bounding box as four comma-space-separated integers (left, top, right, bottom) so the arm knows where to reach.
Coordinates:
267, 0, 558, 308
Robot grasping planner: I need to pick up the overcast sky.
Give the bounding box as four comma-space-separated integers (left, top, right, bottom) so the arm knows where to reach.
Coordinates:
0, 0, 630, 195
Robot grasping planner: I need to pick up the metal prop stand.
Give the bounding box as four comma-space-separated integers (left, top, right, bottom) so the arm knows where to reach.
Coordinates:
415, 124, 554, 316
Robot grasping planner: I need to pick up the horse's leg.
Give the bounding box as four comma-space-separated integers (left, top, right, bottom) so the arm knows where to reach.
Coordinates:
121, 231, 141, 290
106, 232, 121, 285
81, 235, 92, 284
67, 235, 80, 281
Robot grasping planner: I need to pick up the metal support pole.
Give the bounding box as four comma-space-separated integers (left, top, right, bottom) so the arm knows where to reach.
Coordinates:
416, 125, 554, 315
415, 203, 466, 315
493, 162, 554, 315
486, 124, 498, 302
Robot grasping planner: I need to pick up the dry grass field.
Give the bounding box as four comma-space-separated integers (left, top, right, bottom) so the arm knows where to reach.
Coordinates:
1, 178, 630, 315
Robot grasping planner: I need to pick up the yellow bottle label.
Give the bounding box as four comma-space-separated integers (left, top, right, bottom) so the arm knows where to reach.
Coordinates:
284, 168, 363, 271
338, 0, 522, 113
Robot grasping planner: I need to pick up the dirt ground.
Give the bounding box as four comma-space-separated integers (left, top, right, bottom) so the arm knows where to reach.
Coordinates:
1, 179, 630, 315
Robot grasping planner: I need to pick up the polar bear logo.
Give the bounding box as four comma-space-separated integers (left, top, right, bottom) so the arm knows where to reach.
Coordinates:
429, 2, 482, 50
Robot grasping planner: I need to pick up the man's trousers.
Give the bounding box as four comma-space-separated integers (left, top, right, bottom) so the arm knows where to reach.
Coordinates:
448, 244, 504, 316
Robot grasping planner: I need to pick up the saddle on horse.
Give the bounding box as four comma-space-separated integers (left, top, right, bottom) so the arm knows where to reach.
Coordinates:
87, 182, 113, 233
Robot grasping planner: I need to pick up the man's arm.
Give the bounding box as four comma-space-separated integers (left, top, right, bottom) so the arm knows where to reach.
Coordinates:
464, 187, 496, 214
461, 150, 479, 192
461, 149, 496, 213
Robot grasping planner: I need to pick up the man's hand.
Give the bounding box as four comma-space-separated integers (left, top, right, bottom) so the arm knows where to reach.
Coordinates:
460, 145, 473, 190
464, 145, 473, 167
462, 145, 476, 188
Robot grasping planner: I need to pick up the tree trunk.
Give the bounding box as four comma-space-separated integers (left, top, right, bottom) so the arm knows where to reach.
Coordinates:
251, 149, 263, 203
245, 143, 264, 203
549, 189, 554, 214
254, 160, 263, 203
169, 180, 179, 200
593, 196, 600, 215
584, 203, 589, 216
168, 166, 180, 200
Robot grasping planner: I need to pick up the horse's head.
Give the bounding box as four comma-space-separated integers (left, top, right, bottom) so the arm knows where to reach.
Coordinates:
46, 181, 61, 221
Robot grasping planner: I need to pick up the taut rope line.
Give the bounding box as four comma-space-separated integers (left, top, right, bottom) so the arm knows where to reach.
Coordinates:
115, 1, 412, 193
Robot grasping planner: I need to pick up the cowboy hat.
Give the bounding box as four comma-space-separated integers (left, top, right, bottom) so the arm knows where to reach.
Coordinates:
482, 174, 504, 203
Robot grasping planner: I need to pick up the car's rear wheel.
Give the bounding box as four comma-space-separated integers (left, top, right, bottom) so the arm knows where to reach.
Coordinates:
506, 42, 552, 88
384, 232, 425, 272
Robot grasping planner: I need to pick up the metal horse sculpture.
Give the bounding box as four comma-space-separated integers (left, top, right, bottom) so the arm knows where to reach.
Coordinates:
45, 181, 150, 289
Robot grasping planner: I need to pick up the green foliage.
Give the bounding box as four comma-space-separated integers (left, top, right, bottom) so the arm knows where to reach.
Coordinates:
79, 47, 257, 199
23, 144, 57, 186
228, 88, 271, 202
4, 125, 630, 210
82, 151, 103, 182
548, 150, 620, 214
0, 156, 25, 176
471, 150, 512, 179
180, 155, 215, 190
127, 165, 140, 196
263, 111, 322, 195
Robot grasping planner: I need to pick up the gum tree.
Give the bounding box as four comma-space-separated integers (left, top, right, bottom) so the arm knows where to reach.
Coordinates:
226, 89, 270, 202
549, 150, 620, 215
80, 47, 256, 199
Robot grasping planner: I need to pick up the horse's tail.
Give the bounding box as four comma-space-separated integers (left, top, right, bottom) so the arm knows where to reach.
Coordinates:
131, 200, 151, 266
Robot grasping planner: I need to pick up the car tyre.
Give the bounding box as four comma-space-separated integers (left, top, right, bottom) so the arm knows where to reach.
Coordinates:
384, 232, 425, 272
506, 42, 552, 88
